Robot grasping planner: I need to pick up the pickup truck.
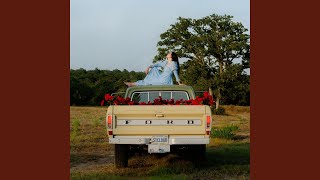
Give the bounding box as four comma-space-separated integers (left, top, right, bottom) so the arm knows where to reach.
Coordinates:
106, 85, 212, 167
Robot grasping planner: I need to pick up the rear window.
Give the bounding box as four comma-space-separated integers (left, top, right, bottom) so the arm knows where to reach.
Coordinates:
131, 91, 189, 103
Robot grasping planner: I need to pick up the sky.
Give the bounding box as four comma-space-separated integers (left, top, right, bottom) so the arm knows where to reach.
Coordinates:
70, 0, 250, 72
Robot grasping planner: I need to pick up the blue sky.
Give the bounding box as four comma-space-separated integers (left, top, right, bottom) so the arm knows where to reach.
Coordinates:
70, 0, 250, 72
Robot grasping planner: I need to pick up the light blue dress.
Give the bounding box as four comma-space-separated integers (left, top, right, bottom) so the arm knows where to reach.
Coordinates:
135, 61, 181, 85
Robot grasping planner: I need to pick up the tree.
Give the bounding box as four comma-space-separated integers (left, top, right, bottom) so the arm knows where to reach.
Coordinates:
154, 14, 250, 109
70, 68, 146, 106
221, 63, 250, 105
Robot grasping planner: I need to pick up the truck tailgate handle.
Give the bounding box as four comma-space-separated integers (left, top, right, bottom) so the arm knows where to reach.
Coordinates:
155, 114, 164, 117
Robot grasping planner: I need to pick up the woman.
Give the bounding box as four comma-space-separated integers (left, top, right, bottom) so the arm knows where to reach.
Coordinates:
124, 52, 183, 87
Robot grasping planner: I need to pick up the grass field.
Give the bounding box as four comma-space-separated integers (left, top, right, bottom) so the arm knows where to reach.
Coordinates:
70, 105, 250, 180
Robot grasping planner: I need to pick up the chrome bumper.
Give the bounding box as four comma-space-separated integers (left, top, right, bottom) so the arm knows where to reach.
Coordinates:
109, 135, 210, 145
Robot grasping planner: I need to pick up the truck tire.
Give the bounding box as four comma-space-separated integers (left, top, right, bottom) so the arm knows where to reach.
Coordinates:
190, 145, 206, 162
114, 144, 128, 168
197, 144, 206, 161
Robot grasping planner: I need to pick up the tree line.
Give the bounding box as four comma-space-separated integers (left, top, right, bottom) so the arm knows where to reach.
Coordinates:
70, 68, 145, 106
70, 67, 249, 106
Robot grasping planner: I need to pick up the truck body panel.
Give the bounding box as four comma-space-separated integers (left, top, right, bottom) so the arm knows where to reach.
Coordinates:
108, 105, 211, 135
106, 85, 213, 167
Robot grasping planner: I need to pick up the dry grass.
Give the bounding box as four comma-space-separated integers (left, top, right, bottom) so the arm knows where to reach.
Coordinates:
222, 105, 250, 114
70, 105, 250, 179
70, 107, 112, 167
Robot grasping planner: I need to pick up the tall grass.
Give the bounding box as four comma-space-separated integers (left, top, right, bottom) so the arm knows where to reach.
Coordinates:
71, 119, 81, 141
211, 124, 239, 139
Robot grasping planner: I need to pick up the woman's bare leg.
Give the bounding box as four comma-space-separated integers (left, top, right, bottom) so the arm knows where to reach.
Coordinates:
124, 82, 137, 87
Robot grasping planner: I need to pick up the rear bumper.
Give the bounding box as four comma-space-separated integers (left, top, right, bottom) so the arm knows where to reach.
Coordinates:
109, 135, 210, 145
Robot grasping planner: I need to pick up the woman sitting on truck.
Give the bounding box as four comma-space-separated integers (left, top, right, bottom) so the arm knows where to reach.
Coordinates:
124, 52, 183, 87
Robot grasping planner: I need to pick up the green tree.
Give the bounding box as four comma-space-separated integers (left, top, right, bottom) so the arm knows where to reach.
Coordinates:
221, 63, 250, 105
154, 14, 250, 109
70, 69, 96, 105
70, 68, 146, 106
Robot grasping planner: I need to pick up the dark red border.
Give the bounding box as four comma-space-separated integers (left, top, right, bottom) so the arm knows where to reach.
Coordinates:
1, 0, 320, 179
251, 0, 320, 179
1, 0, 70, 179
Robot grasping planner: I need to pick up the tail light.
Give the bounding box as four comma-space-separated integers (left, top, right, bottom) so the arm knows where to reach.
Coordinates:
206, 115, 211, 135
206, 115, 211, 128
107, 115, 112, 129
107, 115, 113, 136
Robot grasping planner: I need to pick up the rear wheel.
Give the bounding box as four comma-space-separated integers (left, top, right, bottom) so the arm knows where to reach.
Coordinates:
197, 144, 206, 160
189, 145, 206, 163
114, 144, 128, 168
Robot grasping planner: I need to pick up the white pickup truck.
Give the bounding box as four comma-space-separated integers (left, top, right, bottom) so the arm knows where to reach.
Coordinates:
106, 85, 212, 167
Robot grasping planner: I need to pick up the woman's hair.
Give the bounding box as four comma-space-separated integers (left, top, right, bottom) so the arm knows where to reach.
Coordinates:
171, 52, 180, 74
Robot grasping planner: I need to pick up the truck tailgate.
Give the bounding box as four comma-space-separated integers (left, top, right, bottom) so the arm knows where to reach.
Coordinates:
109, 105, 211, 135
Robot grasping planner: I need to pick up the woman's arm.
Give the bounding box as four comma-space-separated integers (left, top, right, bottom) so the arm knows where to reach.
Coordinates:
173, 70, 183, 85
145, 67, 150, 74
149, 61, 165, 68
172, 62, 185, 85
146, 61, 165, 74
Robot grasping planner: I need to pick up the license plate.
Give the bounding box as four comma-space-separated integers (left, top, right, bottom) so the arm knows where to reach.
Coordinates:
151, 135, 168, 144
